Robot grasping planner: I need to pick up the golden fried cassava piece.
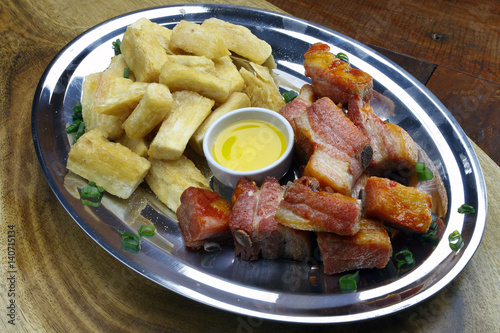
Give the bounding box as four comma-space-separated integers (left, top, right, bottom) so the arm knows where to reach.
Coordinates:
67, 128, 151, 199
81, 72, 132, 140
104, 54, 136, 81
213, 55, 245, 95
145, 156, 210, 212
240, 63, 286, 111
122, 83, 173, 139
167, 55, 216, 74
201, 18, 272, 65
95, 82, 149, 117
121, 18, 171, 82
189, 92, 251, 155
168, 20, 230, 59
159, 60, 231, 104
116, 134, 149, 158
148, 91, 214, 160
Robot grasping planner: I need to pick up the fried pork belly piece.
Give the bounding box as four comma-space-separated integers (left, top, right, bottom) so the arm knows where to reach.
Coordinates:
279, 84, 315, 128
302, 143, 360, 196
275, 177, 361, 235
289, 97, 371, 195
317, 218, 392, 275
229, 177, 312, 261
294, 97, 373, 168
176, 187, 232, 250
304, 42, 373, 105
363, 176, 433, 234
348, 95, 418, 182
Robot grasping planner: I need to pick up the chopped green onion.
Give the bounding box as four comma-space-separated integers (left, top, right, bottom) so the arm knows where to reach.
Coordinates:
283, 90, 298, 103
71, 102, 82, 118
112, 39, 122, 55
413, 219, 440, 246
339, 270, 359, 293
118, 224, 156, 253
65, 119, 82, 134
80, 181, 105, 207
73, 121, 85, 144
458, 204, 475, 214
336, 52, 349, 63
415, 162, 434, 181
119, 231, 141, 252
123, 67, 130, 78
66, 102, 85, 143
138, 225, 156, 237
415, 162, 425, 173
448, 230, 463, 251
395, 247, 415, 273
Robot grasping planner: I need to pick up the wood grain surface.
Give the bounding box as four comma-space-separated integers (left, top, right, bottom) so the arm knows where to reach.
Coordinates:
1, 0, 499, 332
269, 0, 500, 166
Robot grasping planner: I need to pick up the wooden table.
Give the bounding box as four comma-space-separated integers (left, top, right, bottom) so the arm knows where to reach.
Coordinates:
1, 0, 499, 332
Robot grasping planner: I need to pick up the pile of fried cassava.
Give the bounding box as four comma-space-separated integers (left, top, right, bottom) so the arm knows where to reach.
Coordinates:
176, 43, 449, 275
66, 17, 285, 211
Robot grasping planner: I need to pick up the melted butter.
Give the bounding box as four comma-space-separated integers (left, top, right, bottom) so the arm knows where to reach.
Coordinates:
212, 120, 287, 171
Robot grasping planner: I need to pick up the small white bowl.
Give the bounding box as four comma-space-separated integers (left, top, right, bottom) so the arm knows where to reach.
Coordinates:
203, 107, 294, 188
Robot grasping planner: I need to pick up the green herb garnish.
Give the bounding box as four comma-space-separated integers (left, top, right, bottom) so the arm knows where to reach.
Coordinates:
138, 224, 156, 237
395, 247, 415, 273
112, 39, 122, 55
415, 162, 434, 181
118, 225, 156, 253
339, 270, 359, 293
65, 102, 85, 144
123, 67, 130, 78
118, 231, 141, 252
283, 90, 298, 103
458, 204, 475, 214
80, 181, 105, 207
414, 215, 440, 246
448, 230, 463, 251
336, 52, 349, 63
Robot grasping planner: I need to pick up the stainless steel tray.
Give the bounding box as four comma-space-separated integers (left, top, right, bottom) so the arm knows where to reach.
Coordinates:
31, 4, 487, 323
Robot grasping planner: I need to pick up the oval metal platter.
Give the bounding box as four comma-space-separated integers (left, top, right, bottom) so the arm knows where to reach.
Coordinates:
31, 4, 487, 323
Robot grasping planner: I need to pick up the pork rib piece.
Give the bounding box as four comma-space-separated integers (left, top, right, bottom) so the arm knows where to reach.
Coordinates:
304, 42, 373, 105
275, 177, 361, 235
348, 94, 419, 182
229, 177, 312, 261
317, 218, 392, 275
176, 187, 232, 249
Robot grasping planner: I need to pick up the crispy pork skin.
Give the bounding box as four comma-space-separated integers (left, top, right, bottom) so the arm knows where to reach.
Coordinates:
295, 97, 372, 167
302, 143, 356, 196
348, 95, 418, 182
176, 187, 232, 249
303, 42, 373, 105
279, 84, 315, 130
363, 176, 433, 234
317, 218, 392, 275
291, 97, 372, 195
275, 177, 361, 235
229, 177, 312, 261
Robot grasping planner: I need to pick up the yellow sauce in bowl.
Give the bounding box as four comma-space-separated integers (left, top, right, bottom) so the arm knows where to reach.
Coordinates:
212, 119, 287, 171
